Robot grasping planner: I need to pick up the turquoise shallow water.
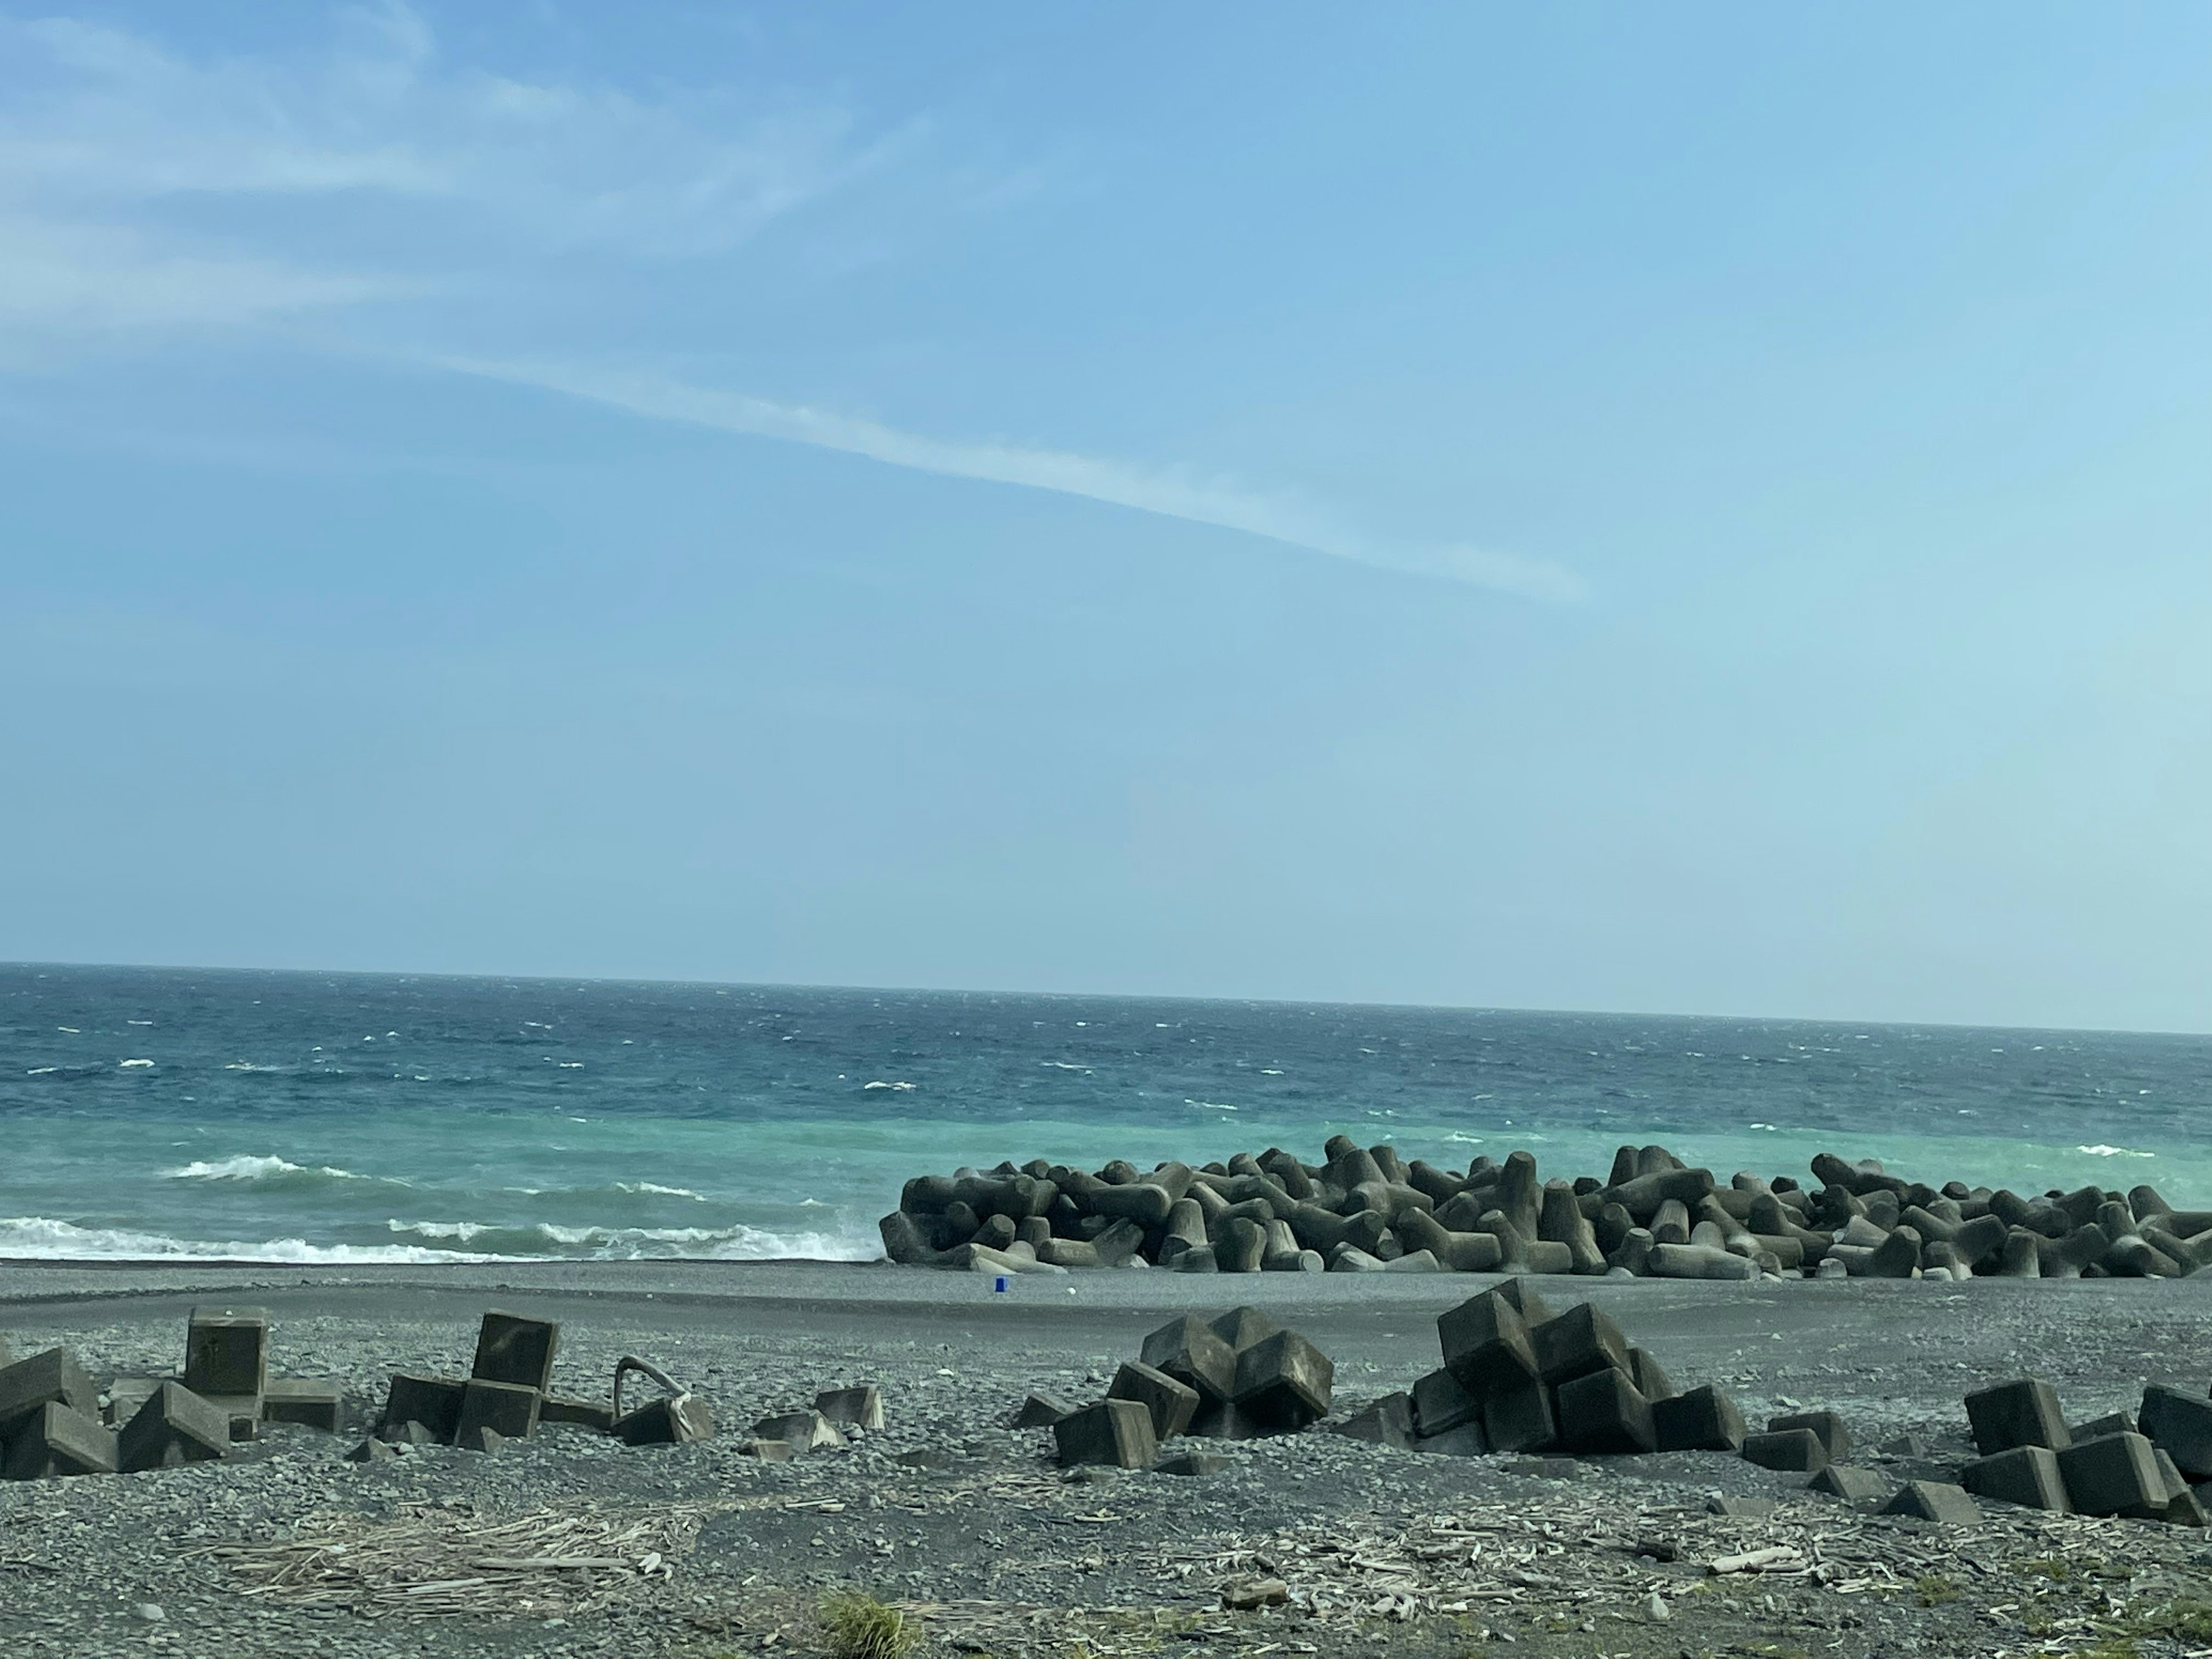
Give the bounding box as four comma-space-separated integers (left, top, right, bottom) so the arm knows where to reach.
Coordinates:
2, 963, 2207, 1262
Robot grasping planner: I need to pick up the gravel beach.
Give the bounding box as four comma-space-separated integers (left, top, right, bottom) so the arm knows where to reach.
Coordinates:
6, 1261, 2212, 1659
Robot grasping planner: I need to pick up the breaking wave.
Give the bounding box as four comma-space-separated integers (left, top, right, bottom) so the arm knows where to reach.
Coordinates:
382, 1218, 878, 1260
0, 1216, 496, 1264
161, 1154, 412, 1190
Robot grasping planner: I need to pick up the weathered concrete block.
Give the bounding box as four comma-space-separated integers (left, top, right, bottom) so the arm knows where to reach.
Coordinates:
1109, 1361, 1199, 1441
1769, 1410, 1851, 1462
1437, 1293, 1539, 1395
1965, 1378, 2071, 1455
1962, 1445, 2070, 1511
1555, 1368, 1654, 1454
538, 1395, 615, 1432
1012, 1391, 1076, 1428
1187, 1398, 1266, 1440
615, 1393, 713, 1445
2076, 1410, 2135, 1440
1882, 1480, 1983, 1525
0, 1347, 99, 1434
103, 1376, 163, 1429
2057, 1431, 2165, 1517
345, 1436, 398, 1464
3, 1402, 116, 1479
736, 1437, 793, 1461
470, 1310, 559, 1392
1054, 1398, 1157, 1468
1480, 1369, 1559, 1455
1741, 1428, 1829, 1474
1708, 1495, 1778, 1518
1410, 1368, 1480, 1437
262, 1378, 344, 1432
1209, 1306, 1278, 1352
199, 1394, 263, 1442
1215, 1216, 1266, 1273
376, 1418, 440, 1446
184, 1306, 270, 1399
814, 1385, 885, 1432
1627, 1348, 1676, 1402
1490, 1279, 1556, 1323
1808, 1464, 1889, 1502
2137, 1385, 2212, 1480
1647, 1242, 1758, 1280
1414, 1422, 1491, 1456
1528, 1302, 1630, 1387
1232, 1330, 1333, 1431
1156, 1449, 1228, 1476
1333, 1392, 1416, 1450
1652, 1384, 1747, 1453
378, 1374, 464, 1443
118, 1382, 231, 1473
457, 1378, 541, 1444
1139, 1316, 1238, 1404
753, 1410, 844, 1452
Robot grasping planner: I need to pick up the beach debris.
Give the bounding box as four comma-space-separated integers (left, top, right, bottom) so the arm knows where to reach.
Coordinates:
878, 1139, 2212, 1283
611, 1354, 714, 1446
1221, 1575, 1289, 1609
1806, 1464, 1891, 1502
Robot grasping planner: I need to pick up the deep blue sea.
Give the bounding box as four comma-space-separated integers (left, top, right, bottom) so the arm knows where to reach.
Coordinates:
2, 963, 2207, 1263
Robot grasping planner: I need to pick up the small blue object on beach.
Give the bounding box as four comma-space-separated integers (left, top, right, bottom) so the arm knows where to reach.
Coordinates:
994, 1275, 1011, 1293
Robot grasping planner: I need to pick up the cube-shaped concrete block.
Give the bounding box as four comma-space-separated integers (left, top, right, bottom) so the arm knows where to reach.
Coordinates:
1480, 1369, 1559, 1455
814, 1385, 885, 1433
2057, 1432, 2164, 1517
1157, 1449, 1228, 1477
262, 1378, 344, 1433
1528, 1302, 1630, 1387
457, 1378, 541, 1444
1555, 1368, 1654, 1454
1490, 1278, 1556, 1324
1963, 1445, 2071, 1512
1652, 1384, 1747, 1453
1411, 1368, 1479, 1437
1808, 1464, 1890, 1502
1882, 1480, 1983, 1525
1012, 1392, 1075, 1429
119, 1382, 232, 1473
1187, 1398, 1266, 1440
1627, 1347, 1676, 1403
1054, 1398, 1157, 1468
1108, 1361, 1199, 1441
1769, 1410, 1851, 1462
1965, 1378, 2071, 1456
471, 1310, 559, 1392
184, 1307, 270, 1400
736, 1437, 793, 1461
3, 1402, 117, 1479
0, 1347, 99, 1434
1138, 1316, 1238, 1405
1332, 1392, 1416, 1450
753, 1410, 844, 1452
200, 1395, 264, 1442
1209, 1306, 1278, 1353
2138, 1385, 2212, 1480
615, 1393, 713, 1446
380, 1373, 465, 1444
1437, 1294, 1539, 1395
539, 1396, 616, 1433
1742, 1428, 1829, 1474
1414, 1422, 1491, 1457
1232, 1330, 1333, 1432
102, 1377, 163, 1429
2076, 1410, 2136, 1440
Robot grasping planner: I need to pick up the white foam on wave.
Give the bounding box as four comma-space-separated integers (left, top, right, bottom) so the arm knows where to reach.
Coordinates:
385, 1217, 877, 1260
161, 1154, 411, 1188
0, 1216, 497, 1264
615, 1182, 707, 1200
2078, 1144, 2156, 1158
120, 1059, 154, 1069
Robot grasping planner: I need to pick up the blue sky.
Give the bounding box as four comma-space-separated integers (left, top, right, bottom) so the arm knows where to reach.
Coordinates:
3, 3, 2210, 1031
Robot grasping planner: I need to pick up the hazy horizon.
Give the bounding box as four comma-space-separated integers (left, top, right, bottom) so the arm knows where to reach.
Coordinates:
5, 5, 2210, 1036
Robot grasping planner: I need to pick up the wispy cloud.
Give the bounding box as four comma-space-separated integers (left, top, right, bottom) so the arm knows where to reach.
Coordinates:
435, 355, 1588, 601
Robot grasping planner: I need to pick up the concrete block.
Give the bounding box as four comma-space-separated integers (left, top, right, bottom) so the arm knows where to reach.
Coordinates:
752, 1410, 844, 1452
1965, 1378, 2071, 1455
1332, 1392, 1416, 1450
1489, 1278, 1556, 1325
103, 1377, 163, 1428
184, 1307, 270, 1399
2075, 1410, 2135, 1440
1768, 1410, 1851, 1462
1962, 1445, 2070, 1512
1480, 1369, 1559, 1455
1627, 1348, 1676, 1402
199, 1395, 263, 1442
1741, 1428, 1829, 1474
1187, 1398, 1267, 1440
2057, 1432, 2165, 1517
457, 1378, 541, 1444
263, 1378, 343, 1432
736, 1438, 793, 1461
539, 1396, 616, 1432
3, 1402, 117, 1479
345, 1437, 398, 1464
1109, 1361, 1199, 1441
1414, 1422, 1491, 1456
1808, 1464, 1890, 1502
1411, 1368, 1480, 1437
1708, 1495, 1778, 1518
1012, 1391, 1076, 1428
1555, 1368, 1655, 1454
1139, 1316, 1238, 1404
471, 1310, 559, 1392
118, 1382, 231, 1474
1529, 1302, 1630, 1387
614, 1393, 713, 1445
1054, 1398, 1157, 1468
1437, 1293, 1539, 1395
379, 1373, 464, 1442
1652, 1384, 1747, 1453
1209, 1306, 1278, 1352
1882, 1480, 1983, 1525
2137, 1385, 2212, 1480
0, 1347, 99, 1434
1232, 1330, 1333, 1431
1648, 1242, 1758, 1280
1156, 1449, 1228, 1476
814, 1385, 885, 1433
376, 1419, 440, 1446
